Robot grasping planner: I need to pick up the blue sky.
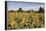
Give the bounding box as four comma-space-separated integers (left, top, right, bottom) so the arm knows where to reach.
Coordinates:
7, 1, 45, 11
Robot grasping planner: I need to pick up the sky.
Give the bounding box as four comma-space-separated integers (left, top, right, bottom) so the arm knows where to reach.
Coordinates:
7, 1, 45, 11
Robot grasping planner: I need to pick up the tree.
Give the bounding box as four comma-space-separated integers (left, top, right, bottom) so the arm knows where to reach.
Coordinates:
27, 10, 30, 13
8, 10, 15, 13
38, 7, 44, 13
17, 8, 23, 12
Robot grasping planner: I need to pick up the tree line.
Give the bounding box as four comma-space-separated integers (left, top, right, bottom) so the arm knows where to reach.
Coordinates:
9, 7, 44, 13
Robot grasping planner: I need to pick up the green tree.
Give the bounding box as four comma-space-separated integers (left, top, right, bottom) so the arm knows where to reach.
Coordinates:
38, 7, 44, 13
17, 8, 23, 12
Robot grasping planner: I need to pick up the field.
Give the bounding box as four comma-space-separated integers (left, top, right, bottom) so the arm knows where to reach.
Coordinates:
7, 12, 44, 29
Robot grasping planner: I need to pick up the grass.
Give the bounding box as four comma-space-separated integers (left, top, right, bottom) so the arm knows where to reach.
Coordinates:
7, 12, 45, 29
